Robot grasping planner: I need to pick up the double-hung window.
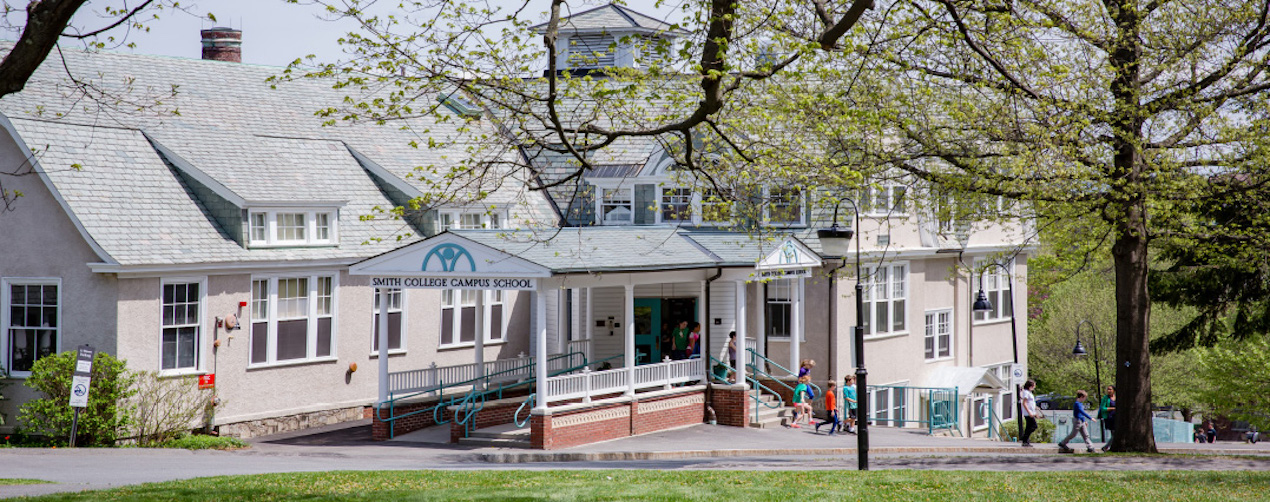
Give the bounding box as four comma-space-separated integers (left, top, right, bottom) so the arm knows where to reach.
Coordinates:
661, 187, 692, 223
862, 263, 907, 336
862, 183, 907, 216
2, 278, 60, 375
974, 259, 1015, 322
600, 188, 633, 225
250, 274, 336, 365
372, 288, 404, 353
869, 386, 907, 427
247, 209, 338, 247
924, 309, 952, 360
764, 280, 794, 340
161, 280, 204, 372
699, 189, 730, 225
766, 188, 804, 226
440, 290, 505, 347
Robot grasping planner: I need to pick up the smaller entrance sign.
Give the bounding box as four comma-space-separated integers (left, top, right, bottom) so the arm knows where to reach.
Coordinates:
371, 276, 537, 290
68, 345, 95, 408
754, 238, 822, 280
1011, 364, 1026, 387
198, 374, 216, 390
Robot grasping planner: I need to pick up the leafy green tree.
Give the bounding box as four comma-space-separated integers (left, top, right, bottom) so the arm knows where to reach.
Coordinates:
1197, 336, 1270, 431
848, 0, 1270, 452
17, 350, 136, 446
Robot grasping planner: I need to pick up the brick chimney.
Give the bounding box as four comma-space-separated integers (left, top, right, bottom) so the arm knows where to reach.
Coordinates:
200, 27, 242, 63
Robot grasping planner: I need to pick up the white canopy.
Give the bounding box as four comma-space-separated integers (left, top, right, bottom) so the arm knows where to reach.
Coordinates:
924, 366, 1008, 396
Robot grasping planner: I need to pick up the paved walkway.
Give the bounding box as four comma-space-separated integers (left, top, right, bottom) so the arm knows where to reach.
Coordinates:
1, 419, 1266, 499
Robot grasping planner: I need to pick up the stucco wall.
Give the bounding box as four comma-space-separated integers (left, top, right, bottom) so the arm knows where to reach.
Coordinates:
0, 132, 118, 428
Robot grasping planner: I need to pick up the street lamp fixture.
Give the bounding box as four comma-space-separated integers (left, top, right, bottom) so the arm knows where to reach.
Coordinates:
971, 261, 1023, 444
1072, 319, 1105, 442
817, 197, 869, 471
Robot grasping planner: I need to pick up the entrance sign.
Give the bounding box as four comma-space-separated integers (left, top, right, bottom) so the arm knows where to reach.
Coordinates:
371, 276, 537, 290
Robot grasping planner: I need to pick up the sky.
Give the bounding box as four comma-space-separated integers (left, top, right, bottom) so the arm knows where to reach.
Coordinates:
29, 0, 680, 68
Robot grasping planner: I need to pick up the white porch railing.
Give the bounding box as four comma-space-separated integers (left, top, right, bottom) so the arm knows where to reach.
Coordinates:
542, 358, 704, 406
388, 351, 586, 396
566, 339, 591, 355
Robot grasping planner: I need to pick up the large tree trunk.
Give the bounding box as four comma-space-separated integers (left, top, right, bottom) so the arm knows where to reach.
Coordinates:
1109, 212, 1157, 453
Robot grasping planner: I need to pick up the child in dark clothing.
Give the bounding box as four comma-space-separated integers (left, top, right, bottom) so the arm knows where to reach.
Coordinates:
1058, 390, 1095, 453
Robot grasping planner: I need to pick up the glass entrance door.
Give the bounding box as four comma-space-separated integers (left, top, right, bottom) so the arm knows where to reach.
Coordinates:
633, 299, 660, 364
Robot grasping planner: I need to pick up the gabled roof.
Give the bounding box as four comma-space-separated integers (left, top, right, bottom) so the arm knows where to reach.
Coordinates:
531, 3, 680, 35
923, 366, 1008, 396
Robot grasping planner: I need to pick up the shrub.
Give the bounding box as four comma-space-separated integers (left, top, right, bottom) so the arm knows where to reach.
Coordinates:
128, 371, 213, 446
0, 362, 8, 426
17, 350, 136, 446
999, 417, 1056, 443
161, 434, 248, 450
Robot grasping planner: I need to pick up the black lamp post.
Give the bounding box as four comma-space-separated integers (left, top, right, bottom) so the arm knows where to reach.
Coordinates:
971, 261, 1023, 444
817, 197, 868, 471
1072, 319, 1105, 442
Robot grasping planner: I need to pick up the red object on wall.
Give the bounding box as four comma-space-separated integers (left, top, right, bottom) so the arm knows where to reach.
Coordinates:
198, 374, 216, 389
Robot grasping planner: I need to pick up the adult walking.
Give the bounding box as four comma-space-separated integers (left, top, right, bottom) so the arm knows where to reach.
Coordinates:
1019, 379, 1040, 447
1099, 385, 1116, 451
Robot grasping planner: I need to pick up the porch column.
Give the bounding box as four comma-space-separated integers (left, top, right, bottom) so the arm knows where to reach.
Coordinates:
735, 279, 747, 386
585, 287, 594, 362
475, 290, 486, 390
377, 287, 390, 405
625, 284, 635, 396
755, 281, 765, 358
570, 287, 580, 356
790, 277, 802, 373
535, 289, 548, 410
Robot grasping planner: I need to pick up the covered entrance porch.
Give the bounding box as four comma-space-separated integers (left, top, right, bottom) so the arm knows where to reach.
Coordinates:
350, 228, 825, 449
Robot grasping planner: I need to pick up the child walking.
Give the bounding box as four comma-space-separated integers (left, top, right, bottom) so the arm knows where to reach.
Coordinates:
842, 375, 858, 434
789, 375, 815, 428
815, 381, 840, 435
1058, 390, 1095, 453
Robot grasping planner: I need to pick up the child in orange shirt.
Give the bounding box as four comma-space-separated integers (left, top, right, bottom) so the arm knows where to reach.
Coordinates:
814, 381, 840, 435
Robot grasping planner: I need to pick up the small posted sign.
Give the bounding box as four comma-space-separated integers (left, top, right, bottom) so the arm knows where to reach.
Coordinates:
68, 345, 95, 408
198, 374, 216, 390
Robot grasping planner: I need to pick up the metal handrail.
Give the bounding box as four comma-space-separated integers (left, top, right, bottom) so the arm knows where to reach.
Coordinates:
456, 353, 627, 436
710, 355, 785, 422
515, 393, 535, 428
375, 350, 589, 439
745, 348, 823, 399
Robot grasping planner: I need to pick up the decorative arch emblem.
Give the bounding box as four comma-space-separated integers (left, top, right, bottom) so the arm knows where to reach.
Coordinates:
778, 240, 799, 265
422, 243, 477, 272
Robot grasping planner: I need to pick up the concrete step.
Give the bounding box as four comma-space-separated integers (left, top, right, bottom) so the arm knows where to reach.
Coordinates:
457, 436, 533, 448
751, 405, 795, 428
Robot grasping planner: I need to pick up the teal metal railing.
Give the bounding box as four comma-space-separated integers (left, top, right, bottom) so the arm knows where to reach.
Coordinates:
746, 348, 823, 400
452, 353, 626, 438
864, 385, 960, 435
376, 351, 592, 439
710, 355, 786, 423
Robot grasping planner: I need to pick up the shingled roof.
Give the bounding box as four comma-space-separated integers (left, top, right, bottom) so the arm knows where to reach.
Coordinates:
530, 3, 680, 35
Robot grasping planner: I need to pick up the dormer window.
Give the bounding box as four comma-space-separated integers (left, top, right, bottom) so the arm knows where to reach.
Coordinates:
601, 188, 633, 225
765, 188, 805, 227
438, 209, 504, 230
247, 209, 338, 247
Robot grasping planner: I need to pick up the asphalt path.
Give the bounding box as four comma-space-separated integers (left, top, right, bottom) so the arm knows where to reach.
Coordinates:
2, 420, 1267, 499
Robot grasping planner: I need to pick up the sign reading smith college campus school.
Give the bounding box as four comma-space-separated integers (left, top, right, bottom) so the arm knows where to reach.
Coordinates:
350, 234, 550, 290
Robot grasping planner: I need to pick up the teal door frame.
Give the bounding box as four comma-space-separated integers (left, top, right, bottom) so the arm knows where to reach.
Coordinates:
634, 298, 661, 364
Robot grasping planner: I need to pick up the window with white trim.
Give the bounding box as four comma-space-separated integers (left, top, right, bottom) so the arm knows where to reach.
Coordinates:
764, 280, 792, 340
870, 386, 907, 427
372, 288, 403, 353
250, 274, 336, 365
699, 189, 730, 225
766, 188, 804, 226
862, 264, 907, 336
247, 209, 338, 247
1001, 390, 1015, 421
438, 209, 503, 230
161, 280, 204, 372
661, 187, 692, 223
924, 309, 952, 360
974, 259, 1015, 322
972, 394, 990, 429
2, 279, 60, 375
861, 182, 907, 216
440, 290, 504, 347
600, 188, 633, 225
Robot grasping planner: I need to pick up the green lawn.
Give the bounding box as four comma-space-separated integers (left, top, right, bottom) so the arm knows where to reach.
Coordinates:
11, 470, 1270, 501
0, 479, 48, 486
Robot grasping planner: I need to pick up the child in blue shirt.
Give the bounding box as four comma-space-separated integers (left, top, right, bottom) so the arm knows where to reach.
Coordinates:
1058, 390, 1095, 453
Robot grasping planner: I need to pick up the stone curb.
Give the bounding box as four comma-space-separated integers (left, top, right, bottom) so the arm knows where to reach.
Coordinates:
476, 446, 1269, 463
